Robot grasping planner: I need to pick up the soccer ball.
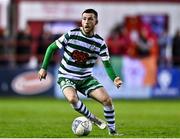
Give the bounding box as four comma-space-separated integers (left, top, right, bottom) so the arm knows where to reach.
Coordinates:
72, 116, 92, 136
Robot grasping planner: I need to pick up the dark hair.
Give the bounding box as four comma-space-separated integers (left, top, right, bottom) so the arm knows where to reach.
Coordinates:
82, 9, 98, 19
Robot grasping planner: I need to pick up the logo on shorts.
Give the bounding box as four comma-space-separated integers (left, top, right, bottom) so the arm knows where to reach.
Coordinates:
60, 80, 66, 86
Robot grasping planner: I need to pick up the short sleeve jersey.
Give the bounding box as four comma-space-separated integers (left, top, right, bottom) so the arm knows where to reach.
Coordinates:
55, 28, 110, 80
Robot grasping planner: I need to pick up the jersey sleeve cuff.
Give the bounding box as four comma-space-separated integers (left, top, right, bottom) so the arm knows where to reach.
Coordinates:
101, 56, 110, 61
55, 40, 63, 49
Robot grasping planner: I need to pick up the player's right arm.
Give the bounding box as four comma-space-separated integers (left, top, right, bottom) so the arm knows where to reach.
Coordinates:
38, 31, 71, 80
38, 42, 58, 80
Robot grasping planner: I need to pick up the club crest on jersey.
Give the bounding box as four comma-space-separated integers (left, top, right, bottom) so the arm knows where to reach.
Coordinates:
72, 50, 89, 64
89, 45, 96, 51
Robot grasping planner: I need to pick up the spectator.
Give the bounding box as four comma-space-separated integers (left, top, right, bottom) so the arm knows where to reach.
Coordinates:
0, 28, 9, 66
107, 24, 130, 56
37, 30, 58, 65
172, 29, 180, 67
158, 30, 172, 67
15, 25, 32, 66
136, 27, 153, 58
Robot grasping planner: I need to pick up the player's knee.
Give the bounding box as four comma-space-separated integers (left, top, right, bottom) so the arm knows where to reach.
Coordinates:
102, 97, 112, 106
67, 95, 78, 104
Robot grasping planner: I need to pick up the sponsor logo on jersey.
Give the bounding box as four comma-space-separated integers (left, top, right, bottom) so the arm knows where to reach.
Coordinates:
72, 50, 89, 64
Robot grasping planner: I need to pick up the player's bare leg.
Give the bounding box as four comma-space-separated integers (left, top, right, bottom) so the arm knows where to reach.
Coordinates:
63, 87, 103, 128
63, 87, 79, 105
90, 87, 122, 136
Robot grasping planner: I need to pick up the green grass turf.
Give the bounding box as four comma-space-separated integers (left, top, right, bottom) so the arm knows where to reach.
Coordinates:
0, 97, 180, 138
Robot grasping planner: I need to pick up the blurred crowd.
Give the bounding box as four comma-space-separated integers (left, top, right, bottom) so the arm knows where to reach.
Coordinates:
107, 20, 180, 68
0, 20, 180, 69
0, 25, 60, 68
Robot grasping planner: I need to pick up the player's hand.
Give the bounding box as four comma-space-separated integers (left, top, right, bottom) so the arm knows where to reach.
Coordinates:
114, 77, 123, 88
38, 68, 47, 81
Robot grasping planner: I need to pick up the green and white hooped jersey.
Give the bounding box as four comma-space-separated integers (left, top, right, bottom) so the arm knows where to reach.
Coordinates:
55, 28, 110, 80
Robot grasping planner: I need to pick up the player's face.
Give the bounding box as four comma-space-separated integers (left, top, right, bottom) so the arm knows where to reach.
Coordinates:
81, 13, 97, 36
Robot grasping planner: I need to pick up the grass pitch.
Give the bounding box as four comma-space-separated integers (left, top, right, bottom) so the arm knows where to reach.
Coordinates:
0, 97, 180, 138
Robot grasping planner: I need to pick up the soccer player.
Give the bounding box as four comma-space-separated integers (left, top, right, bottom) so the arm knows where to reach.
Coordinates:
38, 9, 123, 136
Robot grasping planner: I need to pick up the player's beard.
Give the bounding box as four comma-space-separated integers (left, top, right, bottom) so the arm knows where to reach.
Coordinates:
82, 26, 94, 36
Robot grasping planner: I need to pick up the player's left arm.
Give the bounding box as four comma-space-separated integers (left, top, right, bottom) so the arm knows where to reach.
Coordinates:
102, 60, 123, 88
99, 40, 123, 88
